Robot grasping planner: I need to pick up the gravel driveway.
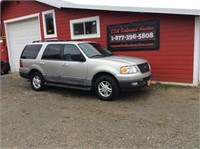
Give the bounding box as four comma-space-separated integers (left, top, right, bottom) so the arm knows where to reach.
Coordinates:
0, 73, 199, 149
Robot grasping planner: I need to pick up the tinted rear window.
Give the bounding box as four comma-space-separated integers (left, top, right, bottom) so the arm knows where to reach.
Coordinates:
42, 44, 62, 60
21, 44, 42, 59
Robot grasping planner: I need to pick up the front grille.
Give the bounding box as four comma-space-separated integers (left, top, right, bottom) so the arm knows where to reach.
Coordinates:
137, 62, 150, 73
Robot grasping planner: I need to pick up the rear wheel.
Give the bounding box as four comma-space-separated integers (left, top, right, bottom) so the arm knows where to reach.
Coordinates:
94, 75, 119, 101
30, 72, 45, 91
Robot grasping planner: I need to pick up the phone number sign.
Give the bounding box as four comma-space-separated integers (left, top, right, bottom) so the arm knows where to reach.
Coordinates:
107, 20, 160, 51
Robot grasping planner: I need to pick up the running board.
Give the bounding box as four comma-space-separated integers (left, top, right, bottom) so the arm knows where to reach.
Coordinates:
45, 82, 91, 91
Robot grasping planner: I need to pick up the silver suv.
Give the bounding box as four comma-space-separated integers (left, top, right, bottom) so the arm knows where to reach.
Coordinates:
19, 41, 151, 101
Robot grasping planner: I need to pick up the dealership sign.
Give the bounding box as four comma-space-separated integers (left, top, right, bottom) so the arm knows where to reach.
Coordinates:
107, 20, 160, 51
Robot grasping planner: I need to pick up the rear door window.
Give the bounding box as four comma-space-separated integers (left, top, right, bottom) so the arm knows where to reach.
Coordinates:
21, 44, 42, 59
42, 44, 62, 60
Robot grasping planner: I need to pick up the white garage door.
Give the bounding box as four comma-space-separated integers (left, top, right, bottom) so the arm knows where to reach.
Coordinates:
6, 17, 40, 72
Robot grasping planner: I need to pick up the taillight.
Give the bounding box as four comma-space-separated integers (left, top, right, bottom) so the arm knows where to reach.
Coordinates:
19, 60, 23, 68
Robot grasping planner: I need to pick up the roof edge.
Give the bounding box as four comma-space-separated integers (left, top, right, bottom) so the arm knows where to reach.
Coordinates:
36, 0, 200, 16
37, 0, 61, 8
61, 4, 200, 16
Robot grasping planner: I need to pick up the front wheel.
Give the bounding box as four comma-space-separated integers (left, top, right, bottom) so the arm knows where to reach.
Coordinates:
94, 75, 119, 101
30, 72, 45, 91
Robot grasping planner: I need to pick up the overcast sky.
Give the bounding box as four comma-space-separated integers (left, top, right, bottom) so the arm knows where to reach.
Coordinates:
63, 0, 200, 10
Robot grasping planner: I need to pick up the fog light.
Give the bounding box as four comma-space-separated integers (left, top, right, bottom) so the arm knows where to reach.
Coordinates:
131, 82, 138, 86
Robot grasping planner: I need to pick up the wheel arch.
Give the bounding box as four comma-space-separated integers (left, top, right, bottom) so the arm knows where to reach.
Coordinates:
28, 69, 43, 79
91, 72, 119, 89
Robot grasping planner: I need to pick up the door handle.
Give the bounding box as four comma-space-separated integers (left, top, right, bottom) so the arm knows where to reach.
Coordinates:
62, 63, 68, 67
40, 62, 45, 65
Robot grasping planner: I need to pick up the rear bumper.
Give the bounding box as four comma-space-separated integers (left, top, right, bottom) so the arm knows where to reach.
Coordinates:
19, 72, 29, 79
19, 68, 30, 79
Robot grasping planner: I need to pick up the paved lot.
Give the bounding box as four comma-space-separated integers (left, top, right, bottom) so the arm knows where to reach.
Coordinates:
0, 73, 199, 149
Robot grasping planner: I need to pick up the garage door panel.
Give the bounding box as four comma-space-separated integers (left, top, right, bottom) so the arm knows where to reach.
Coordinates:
7, 17, 40, 72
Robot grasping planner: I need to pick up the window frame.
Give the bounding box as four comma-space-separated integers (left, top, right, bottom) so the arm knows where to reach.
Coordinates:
42, 44, 62, 60
21, 44, 42, 59
42, 9, 57, 39
70, 16, 100, 40
62, 44, 85, 61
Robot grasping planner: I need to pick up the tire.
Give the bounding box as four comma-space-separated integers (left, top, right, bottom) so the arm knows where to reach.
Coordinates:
30, 72, 45, 91
94, 75, 119, 101
1, 61, 10, 75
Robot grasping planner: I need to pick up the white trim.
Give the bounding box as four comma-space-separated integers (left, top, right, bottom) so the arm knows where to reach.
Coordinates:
70, 16, 100, 40
198, 16, 200, 86
4, 23, 13, 71
4, 13, 40, 24
37, 15, 42, 42
4, 14, 41, 72
152, 81, 194, 87
193, 16, 200, 86
36, 0, 200, 16
37, 0, 61, 8
42, 9, 57, 39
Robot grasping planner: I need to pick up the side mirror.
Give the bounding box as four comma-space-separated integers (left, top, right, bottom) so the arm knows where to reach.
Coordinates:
71, 54, 86, 62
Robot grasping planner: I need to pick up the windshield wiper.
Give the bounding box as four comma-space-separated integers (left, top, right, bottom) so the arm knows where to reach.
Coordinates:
104, 53, 113, 57
108, 53, 113, 56
90, 55, 103, 58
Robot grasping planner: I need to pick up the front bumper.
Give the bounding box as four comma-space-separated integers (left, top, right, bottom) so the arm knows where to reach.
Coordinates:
117, 72, 152, 91
119, 76, 151, 91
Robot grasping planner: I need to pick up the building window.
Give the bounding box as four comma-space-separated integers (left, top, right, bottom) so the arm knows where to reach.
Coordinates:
42, 10, 57, 38
70, 16, 100, 39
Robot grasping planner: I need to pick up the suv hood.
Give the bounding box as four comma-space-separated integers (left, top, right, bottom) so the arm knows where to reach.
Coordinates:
100, 55, 147, 65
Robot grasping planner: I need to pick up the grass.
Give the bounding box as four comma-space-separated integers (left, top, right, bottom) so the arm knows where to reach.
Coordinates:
151, 82, 193, 90
60, 106, 68, 110
20, 108, 30, 115
61, 115, 70, 123
156, 118, 171, 127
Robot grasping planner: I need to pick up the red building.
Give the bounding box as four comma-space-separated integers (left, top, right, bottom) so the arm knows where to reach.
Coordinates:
1, 0, 200, 86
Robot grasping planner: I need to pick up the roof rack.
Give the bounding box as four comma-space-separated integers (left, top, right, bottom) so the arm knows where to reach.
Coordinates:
32, 39, 83, 43
45, 39, 82, 42
32, 40, 42, 43
45, 39, 66, 42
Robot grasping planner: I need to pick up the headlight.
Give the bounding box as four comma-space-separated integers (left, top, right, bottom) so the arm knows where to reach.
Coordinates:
148, 63, 151, 70
120, 66, 137, 74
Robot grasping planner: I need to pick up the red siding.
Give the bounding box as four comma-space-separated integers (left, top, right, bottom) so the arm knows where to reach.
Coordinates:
0, 42, 8, 61
2, 1, 195, 83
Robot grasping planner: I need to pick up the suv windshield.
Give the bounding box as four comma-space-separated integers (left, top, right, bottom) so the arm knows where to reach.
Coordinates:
78, 43, 112, 58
